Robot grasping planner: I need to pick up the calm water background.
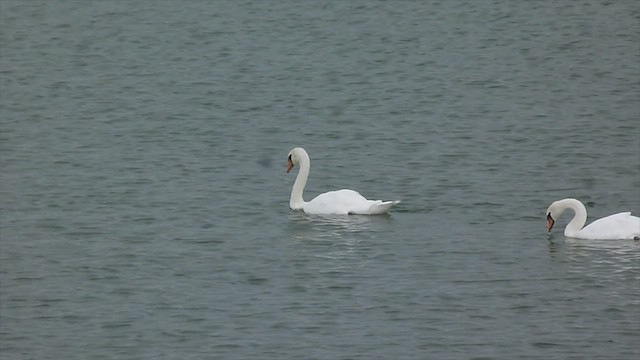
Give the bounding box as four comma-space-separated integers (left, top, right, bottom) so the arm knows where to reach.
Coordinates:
1, 1, 639, 359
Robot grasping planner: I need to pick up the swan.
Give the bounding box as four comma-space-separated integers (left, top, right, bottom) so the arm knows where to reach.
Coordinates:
286, 147, 400, 215
545, 198, 640, 240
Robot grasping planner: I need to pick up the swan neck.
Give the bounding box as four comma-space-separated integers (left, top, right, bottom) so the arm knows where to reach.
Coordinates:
290, 152, 310, 209
561, 199, 588, 236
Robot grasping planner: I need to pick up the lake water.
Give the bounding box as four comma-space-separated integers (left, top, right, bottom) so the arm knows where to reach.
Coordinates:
1, 1, 639, 359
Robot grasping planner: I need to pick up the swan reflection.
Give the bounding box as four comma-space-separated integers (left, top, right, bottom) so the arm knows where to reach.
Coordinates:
548, 237, 640, 281
549, 236, 640, 255
286, 212, 393, 265
288, 211, 393, 237
290, 211, 382, 231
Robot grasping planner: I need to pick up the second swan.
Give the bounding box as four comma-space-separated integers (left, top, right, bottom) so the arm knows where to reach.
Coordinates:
286, 147, 400, 215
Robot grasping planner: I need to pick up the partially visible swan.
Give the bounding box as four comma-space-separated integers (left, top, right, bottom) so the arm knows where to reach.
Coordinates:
546, 198, 640, 240
286, 147, 400, 215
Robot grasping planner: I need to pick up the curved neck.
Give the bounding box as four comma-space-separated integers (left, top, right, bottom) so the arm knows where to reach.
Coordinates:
290, 152, 310, 210
558, 199, 588, 236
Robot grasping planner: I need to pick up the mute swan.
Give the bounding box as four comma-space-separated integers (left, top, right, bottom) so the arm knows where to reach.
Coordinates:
286, 147, 400, 215
546, 198, 640, 240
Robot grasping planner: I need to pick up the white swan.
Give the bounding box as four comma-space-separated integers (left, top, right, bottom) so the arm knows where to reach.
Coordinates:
286, 147, 400, 215
546, 198, 640, 240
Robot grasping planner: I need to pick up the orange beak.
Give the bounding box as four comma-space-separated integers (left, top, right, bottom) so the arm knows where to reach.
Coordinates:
286, 159, 294, 173
546, 214, 555, 232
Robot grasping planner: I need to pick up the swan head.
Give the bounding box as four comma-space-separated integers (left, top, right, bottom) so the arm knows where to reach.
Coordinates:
286, 147, 306, 173
545, 201, 561, 232
546, 212, 555, 232
547, 201, 565, 232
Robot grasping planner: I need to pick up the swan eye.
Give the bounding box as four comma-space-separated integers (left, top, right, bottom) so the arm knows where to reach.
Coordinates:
546, 213, 553, 220
288, 154, 292, 162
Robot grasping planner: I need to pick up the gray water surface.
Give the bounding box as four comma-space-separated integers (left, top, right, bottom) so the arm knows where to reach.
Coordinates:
1, 1, 639, 359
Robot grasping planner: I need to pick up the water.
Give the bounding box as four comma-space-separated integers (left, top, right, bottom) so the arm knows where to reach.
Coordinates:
1, 1, 639, 359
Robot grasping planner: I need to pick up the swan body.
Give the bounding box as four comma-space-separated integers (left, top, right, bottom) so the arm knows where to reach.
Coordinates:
546, 198, 640, 240
286, 147, 400, 215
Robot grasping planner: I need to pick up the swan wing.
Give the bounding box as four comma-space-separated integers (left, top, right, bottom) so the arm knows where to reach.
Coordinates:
577, 212, 640, 240
304, 189, 399, 215
352, 200, 401, 215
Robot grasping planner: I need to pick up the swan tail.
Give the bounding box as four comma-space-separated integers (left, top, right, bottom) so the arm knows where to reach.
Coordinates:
364, 200, 401, 215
